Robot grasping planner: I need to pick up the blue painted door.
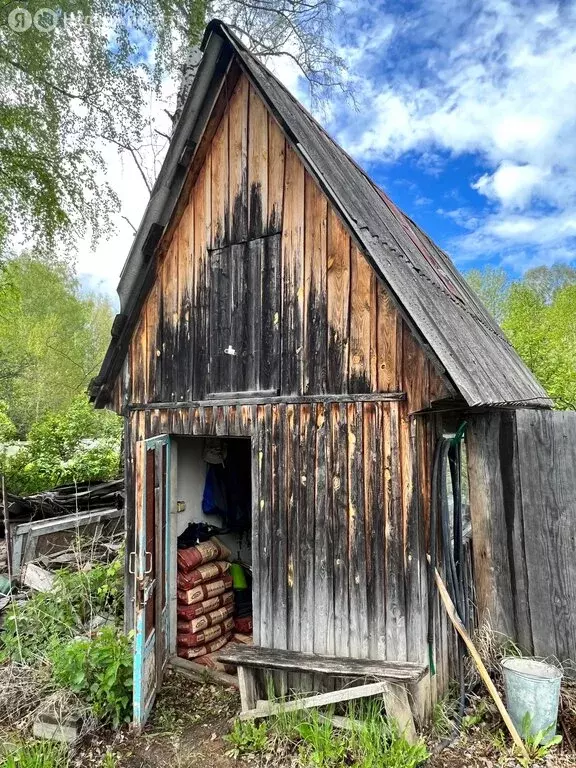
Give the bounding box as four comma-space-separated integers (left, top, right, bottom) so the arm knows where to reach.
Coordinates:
133, 435, 171, 728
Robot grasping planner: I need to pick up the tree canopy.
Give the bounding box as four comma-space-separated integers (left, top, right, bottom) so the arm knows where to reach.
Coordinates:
0, 0, 344, 260
466, 264, 576, 410
0, 254, 115, 434
0, 255, 121, 493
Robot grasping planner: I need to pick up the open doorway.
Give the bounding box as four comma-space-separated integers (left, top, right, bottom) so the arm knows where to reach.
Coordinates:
171, 436, 253, 675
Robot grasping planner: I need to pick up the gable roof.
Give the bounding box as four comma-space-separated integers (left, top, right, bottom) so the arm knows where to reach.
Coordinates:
91, 19, 551, 410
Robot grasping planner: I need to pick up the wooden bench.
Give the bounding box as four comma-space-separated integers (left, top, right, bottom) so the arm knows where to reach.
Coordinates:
218, 646, 427, 743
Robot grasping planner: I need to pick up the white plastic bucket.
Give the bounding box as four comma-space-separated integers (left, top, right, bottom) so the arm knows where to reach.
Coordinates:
501, 657, 562, 744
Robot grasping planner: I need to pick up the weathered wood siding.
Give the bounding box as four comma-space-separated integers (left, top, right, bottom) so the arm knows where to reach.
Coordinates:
117, 73, 451, 410
468, 409, 576, 664
116, 69, 462, 702
125, 399, 430, 668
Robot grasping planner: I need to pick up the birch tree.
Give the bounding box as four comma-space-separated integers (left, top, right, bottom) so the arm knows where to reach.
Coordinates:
0, 0, 345, 259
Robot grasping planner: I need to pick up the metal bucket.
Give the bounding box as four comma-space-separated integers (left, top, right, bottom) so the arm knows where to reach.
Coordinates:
501, 657, 562, 743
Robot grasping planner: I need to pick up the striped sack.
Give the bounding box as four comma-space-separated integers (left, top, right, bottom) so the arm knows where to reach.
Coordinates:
177, 632, 231, 660
177, 604, 234, 635
177, 561, 230, 590
177, 537, 232, 572
177, 617, 234, 648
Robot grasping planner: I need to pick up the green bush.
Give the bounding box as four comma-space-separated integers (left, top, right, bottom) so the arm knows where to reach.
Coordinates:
0, 557, 124, 664
0, 400, 17, 441
1, 395, 121, 495
49, 626, 133, 728
0, 555, 131, 729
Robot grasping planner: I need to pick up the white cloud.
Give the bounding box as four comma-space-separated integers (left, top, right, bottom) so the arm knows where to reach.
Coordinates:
472, 163, 548, 209
330, 0, 576, 270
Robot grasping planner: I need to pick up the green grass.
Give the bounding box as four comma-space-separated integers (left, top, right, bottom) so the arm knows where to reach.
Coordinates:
1, 740, 70, 768
226, 696, 429, 767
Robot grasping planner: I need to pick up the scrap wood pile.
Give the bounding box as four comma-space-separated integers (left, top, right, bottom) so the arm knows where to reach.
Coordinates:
176, 536, 252, 673
0, 479, 124, 536
22, 530, 124, 574
0, 479, 124, 615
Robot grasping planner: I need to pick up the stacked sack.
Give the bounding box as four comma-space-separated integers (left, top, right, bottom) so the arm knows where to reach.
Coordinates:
176, 537, 235, 661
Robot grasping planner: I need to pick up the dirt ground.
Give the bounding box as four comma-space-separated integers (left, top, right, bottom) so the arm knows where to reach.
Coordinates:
70, 669, 246, 768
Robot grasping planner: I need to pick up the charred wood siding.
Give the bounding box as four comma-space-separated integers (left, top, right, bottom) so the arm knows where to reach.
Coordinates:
122, 74, 451, 410
125, 400, 428, 667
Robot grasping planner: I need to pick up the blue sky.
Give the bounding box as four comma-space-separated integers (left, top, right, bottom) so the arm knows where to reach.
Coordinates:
77, 0, 576, 297
322, 0, 576, 276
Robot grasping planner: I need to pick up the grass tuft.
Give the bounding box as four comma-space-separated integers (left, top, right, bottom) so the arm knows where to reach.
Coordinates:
2, 739, 70, 768
225, 693, 429, 767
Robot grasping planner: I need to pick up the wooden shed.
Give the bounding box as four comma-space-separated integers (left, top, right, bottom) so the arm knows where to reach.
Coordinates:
91, 20, 552, 728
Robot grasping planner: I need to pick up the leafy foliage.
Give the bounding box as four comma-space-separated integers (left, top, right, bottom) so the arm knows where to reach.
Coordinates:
1, 394, 121, 494
518, 713, 562, 766
0, 255, 115, 434
0, 556, 124, 664
0, 554, 131, 728
0, 0, 344, 259
50, 626, 133, 728
466, 264, 576, 409
465, 266, 511, 323
0, 400, 17, 442
225, 719, 269, 758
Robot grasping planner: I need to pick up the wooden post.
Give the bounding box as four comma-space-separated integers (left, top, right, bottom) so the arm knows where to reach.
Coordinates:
2, 475, 12, 583
238, 667, 258, 713
382, 683, 417, 745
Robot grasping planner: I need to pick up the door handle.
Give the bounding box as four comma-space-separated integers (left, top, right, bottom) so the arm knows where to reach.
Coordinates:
144, 551, 153, 575
128, 552, 137, 575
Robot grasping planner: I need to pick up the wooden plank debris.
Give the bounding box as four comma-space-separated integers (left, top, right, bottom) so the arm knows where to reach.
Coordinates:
239, 681, 389, 720
22, 563, 55, 592
169, 654, 239, 689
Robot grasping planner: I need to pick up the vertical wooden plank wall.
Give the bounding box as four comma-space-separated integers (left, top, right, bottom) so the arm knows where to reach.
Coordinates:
468, 409, 576, 664
123, 72, 451, 410
467, 413, 516, 639
115, 68, 465, 702
124, 399, 432, 672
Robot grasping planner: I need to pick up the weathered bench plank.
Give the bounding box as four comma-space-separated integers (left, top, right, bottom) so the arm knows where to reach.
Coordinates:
239, 682, 390, 720
218, 646, 427, 682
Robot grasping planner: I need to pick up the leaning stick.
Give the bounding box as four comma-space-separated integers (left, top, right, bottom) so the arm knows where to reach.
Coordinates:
428, 557, 529, 759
